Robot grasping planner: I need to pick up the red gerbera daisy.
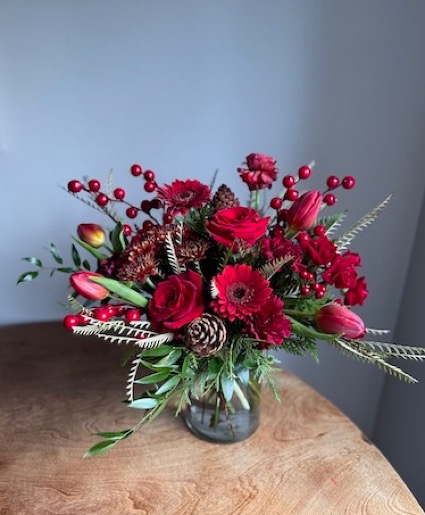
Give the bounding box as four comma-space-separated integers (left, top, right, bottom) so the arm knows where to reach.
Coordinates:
247, 295, 291, 348
211, 264, 271, 322
157, 179, 211, 216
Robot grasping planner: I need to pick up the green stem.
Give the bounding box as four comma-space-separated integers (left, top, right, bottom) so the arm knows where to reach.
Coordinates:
283, 308, 314, 318
253, 190, 260, 212
233, 381, 250, 410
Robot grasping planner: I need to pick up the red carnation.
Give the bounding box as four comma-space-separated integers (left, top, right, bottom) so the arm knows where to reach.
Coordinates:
247, 295, 291, 348
260, 236, 303, 269
238, 153, 278, 190
323, 251, 361, 289
207, 206, 269, 248
157, 179, 211, 216
211, 264, 271, 322
344, 276, 368, 306
300, 234, 336, 266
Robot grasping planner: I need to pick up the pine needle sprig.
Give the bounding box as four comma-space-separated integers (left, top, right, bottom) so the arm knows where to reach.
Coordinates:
335, 194, 393, 252
355, 340, 425, 361
62, 187, 121, 224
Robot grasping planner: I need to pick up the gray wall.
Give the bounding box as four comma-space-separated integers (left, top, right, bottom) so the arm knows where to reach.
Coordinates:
2, 0, 425, 501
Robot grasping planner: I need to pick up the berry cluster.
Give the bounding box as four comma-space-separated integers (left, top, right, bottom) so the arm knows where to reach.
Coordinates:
63, 305, 143, 329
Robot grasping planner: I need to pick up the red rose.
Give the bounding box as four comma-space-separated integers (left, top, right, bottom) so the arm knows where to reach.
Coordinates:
238, 153, 278, 190
322, 251, 361, 289
344, 276, 368, 306
301, 235, 336, 266
206, 207, 269, 248
148, 270, 204, 331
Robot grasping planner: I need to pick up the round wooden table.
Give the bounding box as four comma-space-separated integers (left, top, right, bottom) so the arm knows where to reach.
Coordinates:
0, 322, 422, 514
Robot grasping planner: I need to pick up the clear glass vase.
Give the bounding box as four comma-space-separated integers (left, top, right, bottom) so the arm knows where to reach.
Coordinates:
183, 379, 261, 443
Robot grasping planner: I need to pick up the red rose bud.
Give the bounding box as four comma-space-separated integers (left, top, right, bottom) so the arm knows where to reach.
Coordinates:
315, 304, 366, 339
246, 153, 276, 172
239, 153, 278, 191
77, 223, 106, 248
286, 190, 322, 231
70, 272, 109, 300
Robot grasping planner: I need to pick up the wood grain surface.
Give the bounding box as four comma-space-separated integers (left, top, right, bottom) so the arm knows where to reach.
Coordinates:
0, 322, 422, 515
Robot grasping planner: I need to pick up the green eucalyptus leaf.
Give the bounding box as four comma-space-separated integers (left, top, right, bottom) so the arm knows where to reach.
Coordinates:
155, 375, 180, 395
22, 257, 43, 267
56, 267, 75, 273
95, 431, 131, 441
135, 371, 170, 384
128, 398, 159, 409
89, 276, 148, 308
17, 271, 39, 284
83, 440, 117, 458
72, 236, 109, 260
82, 259, 91, 270
208, 357, 222, 374
71, 244, 82, 267
154, 349, 182, 367
181, 355, 192, 378
50, 243, 63, 264
141, 346, 175, 358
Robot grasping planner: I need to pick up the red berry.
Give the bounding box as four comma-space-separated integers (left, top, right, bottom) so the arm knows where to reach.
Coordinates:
123, 224, 132, 236
270, 197, 283, 210
88, 179, 101, 192
298, 166, 311, 180
150, 198, 162, 210
114, 188, 126, 200
68, 180, 83, 193
163, 213, 173, 224
106, 305, 118, 317
313, 224, 326, 237
297, 232, 309, 242
323, 193, 336, 206
300, 286, 310, 296
126, 207, 138, 219
299, 270, 309, 280
312, 282, 321, 292
140, 200, 151, 213
284, 189, 299, 201
143, 220, 154, 231
326, 175, 340, 190
63, 314, 79, 330
315, 290, 325, 299
342, 176, 356, 189
307, 272, 315, 281
277, 208, 288, 221
131, 164, 142, 176
125, 309, 141, 323
272, 226, 284, 237
144, 181, 156, 193
94, 307, 110, 322
143, 170, 155, 181
96, 194, 109, 207
282, 175, 295, 188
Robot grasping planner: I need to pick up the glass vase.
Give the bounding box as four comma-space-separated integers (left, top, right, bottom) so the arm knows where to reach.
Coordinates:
183, 378, 261, 443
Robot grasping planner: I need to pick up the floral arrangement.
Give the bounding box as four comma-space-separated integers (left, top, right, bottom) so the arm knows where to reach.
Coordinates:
19, 153, 425, 456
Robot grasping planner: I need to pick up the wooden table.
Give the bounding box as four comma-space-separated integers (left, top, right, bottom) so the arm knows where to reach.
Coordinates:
0, 322, 422, 514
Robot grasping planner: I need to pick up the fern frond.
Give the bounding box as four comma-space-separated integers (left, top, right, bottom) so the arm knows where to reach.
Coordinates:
259, 256, 292, 280
97, 331, 173, 349
357, 340, 425, 361
315, 211, 347, 237
127, 355, 142, 402
210, 279, 219, 298
334, 339, 417, 383
336, 194, 393, 251
165, 233, 184, 274
365, 327, 390, 335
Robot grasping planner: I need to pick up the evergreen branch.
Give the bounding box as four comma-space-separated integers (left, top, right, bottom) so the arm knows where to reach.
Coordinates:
165, 233, 184, 274
356, 340, 425, 361
315, 211, 347, 237
365, 327, 390, 335
259, 256, 292, 280
96, 332, 173, 349
209, 169, 219, 190
61, 187, 121, 224
210, 279, 219, 298
335, 194, 393, 251
334, 339, 417, 383
127, 355, 143, 402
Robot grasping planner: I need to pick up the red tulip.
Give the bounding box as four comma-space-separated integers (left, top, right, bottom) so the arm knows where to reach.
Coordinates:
286, 190, 322, 231
70, 272, 109, 300
315, 304, 366, 339
77, 224, 106, 248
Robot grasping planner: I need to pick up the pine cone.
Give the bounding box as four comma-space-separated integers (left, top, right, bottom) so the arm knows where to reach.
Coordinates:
184, 313, 227, 357
211, 184, 240, 211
